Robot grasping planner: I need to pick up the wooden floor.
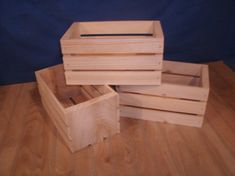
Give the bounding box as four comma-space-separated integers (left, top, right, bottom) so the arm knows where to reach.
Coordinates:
0, 61, 235, 176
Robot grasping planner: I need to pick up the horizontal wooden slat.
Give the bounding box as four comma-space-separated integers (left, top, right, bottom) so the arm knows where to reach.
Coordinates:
119, 93, 207, 115
65, 71, 161, 85
63, 54, 162, 70
78, 21, 155, 35
163, 60, 203, 76
118, 83, 209, 101
61, 38, 163, 54
93, 85, 113, 94
162, 73, 201, 86
120, 105, 203, 127
81, 85, 102, 98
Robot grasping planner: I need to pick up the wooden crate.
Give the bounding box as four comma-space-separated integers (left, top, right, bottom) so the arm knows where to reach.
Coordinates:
60, 21, 164, 85
35, 64, 120, 152
117, 60, 210, 127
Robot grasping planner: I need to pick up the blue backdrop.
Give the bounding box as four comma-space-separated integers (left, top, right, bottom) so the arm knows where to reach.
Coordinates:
0, 0, 234, 85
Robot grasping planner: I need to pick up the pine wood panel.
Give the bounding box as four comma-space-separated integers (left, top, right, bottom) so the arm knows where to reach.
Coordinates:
0, 61, 235, 176
118, 61, 209, 127
61, 21, 164, 86
35, 64, 120, 152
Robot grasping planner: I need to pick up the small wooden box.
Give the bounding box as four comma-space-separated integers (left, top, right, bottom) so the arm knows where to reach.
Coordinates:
117, 60, 210, 127
60, 21, 164, 85
35, 64, 120, 152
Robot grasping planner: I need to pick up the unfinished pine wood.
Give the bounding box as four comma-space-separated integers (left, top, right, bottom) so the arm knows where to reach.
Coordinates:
35, 64, 119, 152
63, 54, 162, 71
120, 106, 203, 127
1, 61, 235, 175
118, 60, 210, 127
65, 70, 161, 85
119, 93, 207, 115
61, 21, 164, 85
60, 21, 164, 54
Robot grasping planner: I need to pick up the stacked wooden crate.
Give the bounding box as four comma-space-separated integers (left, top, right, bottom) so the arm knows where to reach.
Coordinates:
60, 21, 164, 85
36, 20, 210, 152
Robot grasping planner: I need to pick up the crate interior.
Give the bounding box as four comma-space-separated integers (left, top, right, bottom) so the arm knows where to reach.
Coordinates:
71, 21, 156, 39
39, 65, 112, 108
162, 61, 203, 87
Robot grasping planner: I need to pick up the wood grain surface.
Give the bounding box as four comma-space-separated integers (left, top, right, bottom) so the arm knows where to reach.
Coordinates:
0, 61, 235, 176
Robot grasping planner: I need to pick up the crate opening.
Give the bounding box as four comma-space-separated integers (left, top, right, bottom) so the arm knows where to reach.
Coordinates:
75, 21, 156, 38
80, 33, 153, 37
38, 65, 112, 108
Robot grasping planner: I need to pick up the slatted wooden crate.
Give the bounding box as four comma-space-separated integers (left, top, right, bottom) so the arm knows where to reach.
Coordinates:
60, 21, 164, 85
35, 64, 120, 152
117, 60, 210, 127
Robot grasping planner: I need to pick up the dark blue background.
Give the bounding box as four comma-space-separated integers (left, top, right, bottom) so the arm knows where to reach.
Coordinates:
0, 0, 234, 85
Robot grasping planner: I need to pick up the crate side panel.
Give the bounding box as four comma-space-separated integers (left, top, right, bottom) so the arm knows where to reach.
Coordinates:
118, 83, 208, 101
63, 54, 162, 71
78, 21, 154, 34
37, 78, 69, 125
67, 93, 119, 151
120, 106, 203, 127
65, 71, 161, 85
119, 93, 207, 115
61, 39, 163, 54
163, 60, 202, 76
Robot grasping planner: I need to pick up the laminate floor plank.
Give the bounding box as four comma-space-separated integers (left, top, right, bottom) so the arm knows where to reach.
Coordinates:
0, 83, 34, 176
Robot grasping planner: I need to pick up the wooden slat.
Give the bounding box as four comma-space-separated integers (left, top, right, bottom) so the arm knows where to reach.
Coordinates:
120, 105, 203, 127
118, 83, 209, 101
162, 73, 201, 86
65, 70, 161, 85
93, 85, 113, 94
61, 38, 163, 54
63, 54, 162, 70
119, 93, 207, 115
163, 60, 202, 76
81, 85, 102, 98
78, 21, 154, 35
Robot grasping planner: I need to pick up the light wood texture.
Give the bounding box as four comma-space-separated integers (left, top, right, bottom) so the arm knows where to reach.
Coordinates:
63, 54, 162, 71
120, 106, 203, 127
0, 61, 235, 175
65, 70, 161, 85
35, 64, 120, 152
118, 60, 209, 127
61, 21, 164, 85
60, 21, 164, 54
78, 21, 154, 35
119, 93, 207, 115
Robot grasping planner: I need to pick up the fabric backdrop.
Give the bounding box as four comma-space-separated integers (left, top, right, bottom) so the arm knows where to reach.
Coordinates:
0, 0, 234, 85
